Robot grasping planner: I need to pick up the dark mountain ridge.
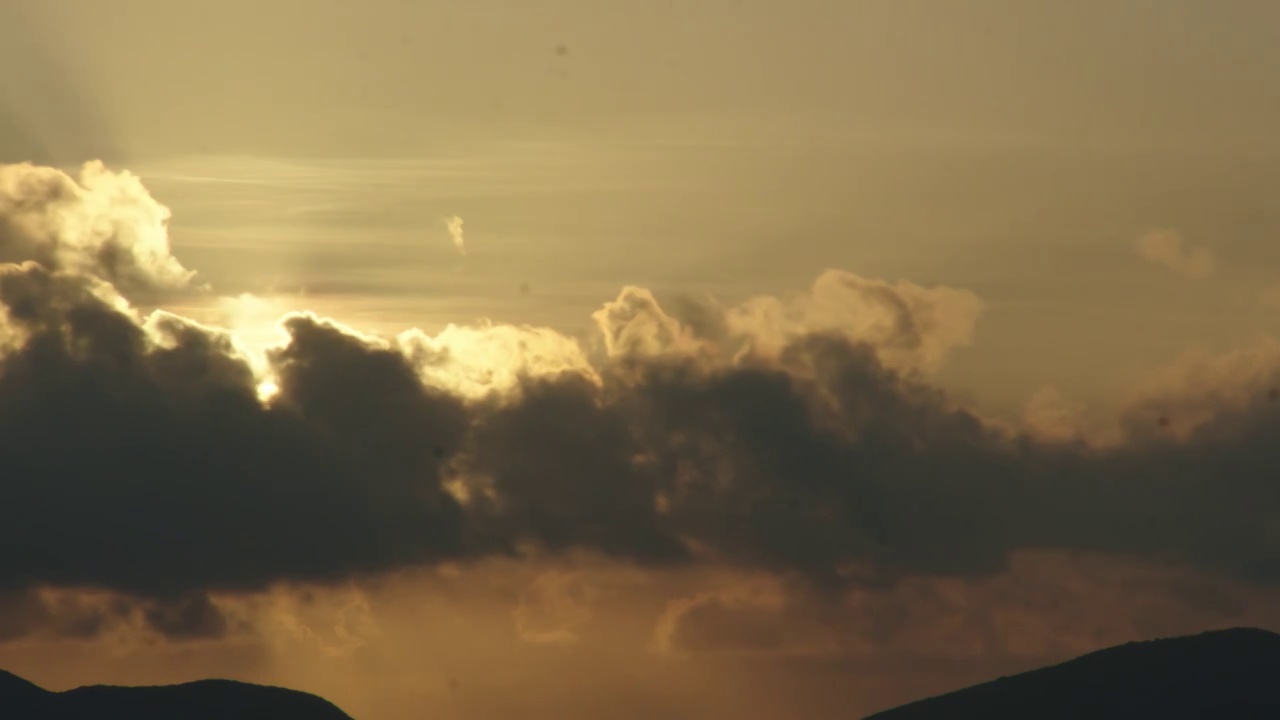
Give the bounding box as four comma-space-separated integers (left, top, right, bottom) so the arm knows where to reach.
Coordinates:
0, 669, 355, 719
866, 627, 1280, 719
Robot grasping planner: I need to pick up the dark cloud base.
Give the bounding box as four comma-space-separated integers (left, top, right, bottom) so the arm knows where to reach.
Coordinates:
0, 260, 1277, 608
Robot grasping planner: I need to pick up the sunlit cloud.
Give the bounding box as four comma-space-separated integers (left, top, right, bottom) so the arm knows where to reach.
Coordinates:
446, 214, 466, 256
0, 161, 198, 296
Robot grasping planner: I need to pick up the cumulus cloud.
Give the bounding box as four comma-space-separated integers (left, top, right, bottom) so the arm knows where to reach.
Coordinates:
592, 270, 983, 375
0, 161, 198, 298
397, 321, 594, 400
723, 271, 984, 375
445, 214, 466, 256
0, 264, 476, 598
2, 160, 1280, 649
1134, 229, 1214, 279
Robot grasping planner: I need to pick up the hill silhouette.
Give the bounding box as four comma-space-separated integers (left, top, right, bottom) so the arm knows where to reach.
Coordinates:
0, 669, 355, 719
865, 627, 1280, 719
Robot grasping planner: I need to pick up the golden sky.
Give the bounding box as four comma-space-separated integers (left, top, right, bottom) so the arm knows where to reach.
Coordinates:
2, 2, 1280, 718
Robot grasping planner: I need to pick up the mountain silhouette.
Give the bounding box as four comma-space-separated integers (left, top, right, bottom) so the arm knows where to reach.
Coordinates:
0, 669, 355, 719
865, 627, 1280, 719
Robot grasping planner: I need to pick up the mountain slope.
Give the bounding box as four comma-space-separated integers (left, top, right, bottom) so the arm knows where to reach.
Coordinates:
865, 627, 1280, 719
0, 670, 355, 720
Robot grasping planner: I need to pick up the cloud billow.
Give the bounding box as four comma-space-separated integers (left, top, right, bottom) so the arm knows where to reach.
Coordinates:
0, 162, 197, 299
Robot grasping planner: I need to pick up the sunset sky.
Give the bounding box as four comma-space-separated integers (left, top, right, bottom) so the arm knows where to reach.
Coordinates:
2, 2, 1280, 718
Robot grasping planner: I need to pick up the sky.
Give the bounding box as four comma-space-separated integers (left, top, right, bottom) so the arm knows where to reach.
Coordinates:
1, 1, 1279, 718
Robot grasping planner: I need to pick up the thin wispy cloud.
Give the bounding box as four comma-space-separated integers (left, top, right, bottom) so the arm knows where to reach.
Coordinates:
446, 214, 466, 256
1134, 229, 1214, 279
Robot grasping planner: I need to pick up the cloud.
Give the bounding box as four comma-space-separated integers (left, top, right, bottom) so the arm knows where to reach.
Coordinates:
2, 160, 1280, 648
446, 214, 466, 256
592, 270, 983, 376
0, 589, 126, 643
0, 161, 198, 299
723, 271, 984, 375
397, 321, 594, 400
1117, 338, 1280, 437
650, 576, 821, 656
0, 587, 240, 643
512, 570, 602, 645
1134, 229, 1214, 279
0, 263, 476, 598
1021, 386, 1088, 442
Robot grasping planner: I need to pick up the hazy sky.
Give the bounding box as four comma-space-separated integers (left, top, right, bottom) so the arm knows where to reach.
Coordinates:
3, 2, 1280, 719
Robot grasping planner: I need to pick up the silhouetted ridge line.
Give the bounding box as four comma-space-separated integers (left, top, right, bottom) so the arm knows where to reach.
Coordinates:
0, 668, 50, 699
0, 671, 355, 719
865, 628, 1280, 720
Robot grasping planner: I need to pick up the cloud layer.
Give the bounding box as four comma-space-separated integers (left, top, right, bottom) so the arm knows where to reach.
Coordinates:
1, 161, 1279, 646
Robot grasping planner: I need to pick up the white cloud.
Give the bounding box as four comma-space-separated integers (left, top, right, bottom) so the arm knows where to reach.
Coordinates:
591, 270, 984, 376
445, 214, 466, 256
0, 161, 198, 296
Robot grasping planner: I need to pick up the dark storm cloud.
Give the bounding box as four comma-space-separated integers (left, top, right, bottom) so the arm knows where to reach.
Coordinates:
1, 162, 1280, 644
141, 592, 234, 640
0, 263, 477, 600
1, 255, 1279, 619
463, 372, 688, 563
0, 587, 241, 642
437, 330, 1279, 588
607, 337, 998, 582
0, 589, 123, 642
